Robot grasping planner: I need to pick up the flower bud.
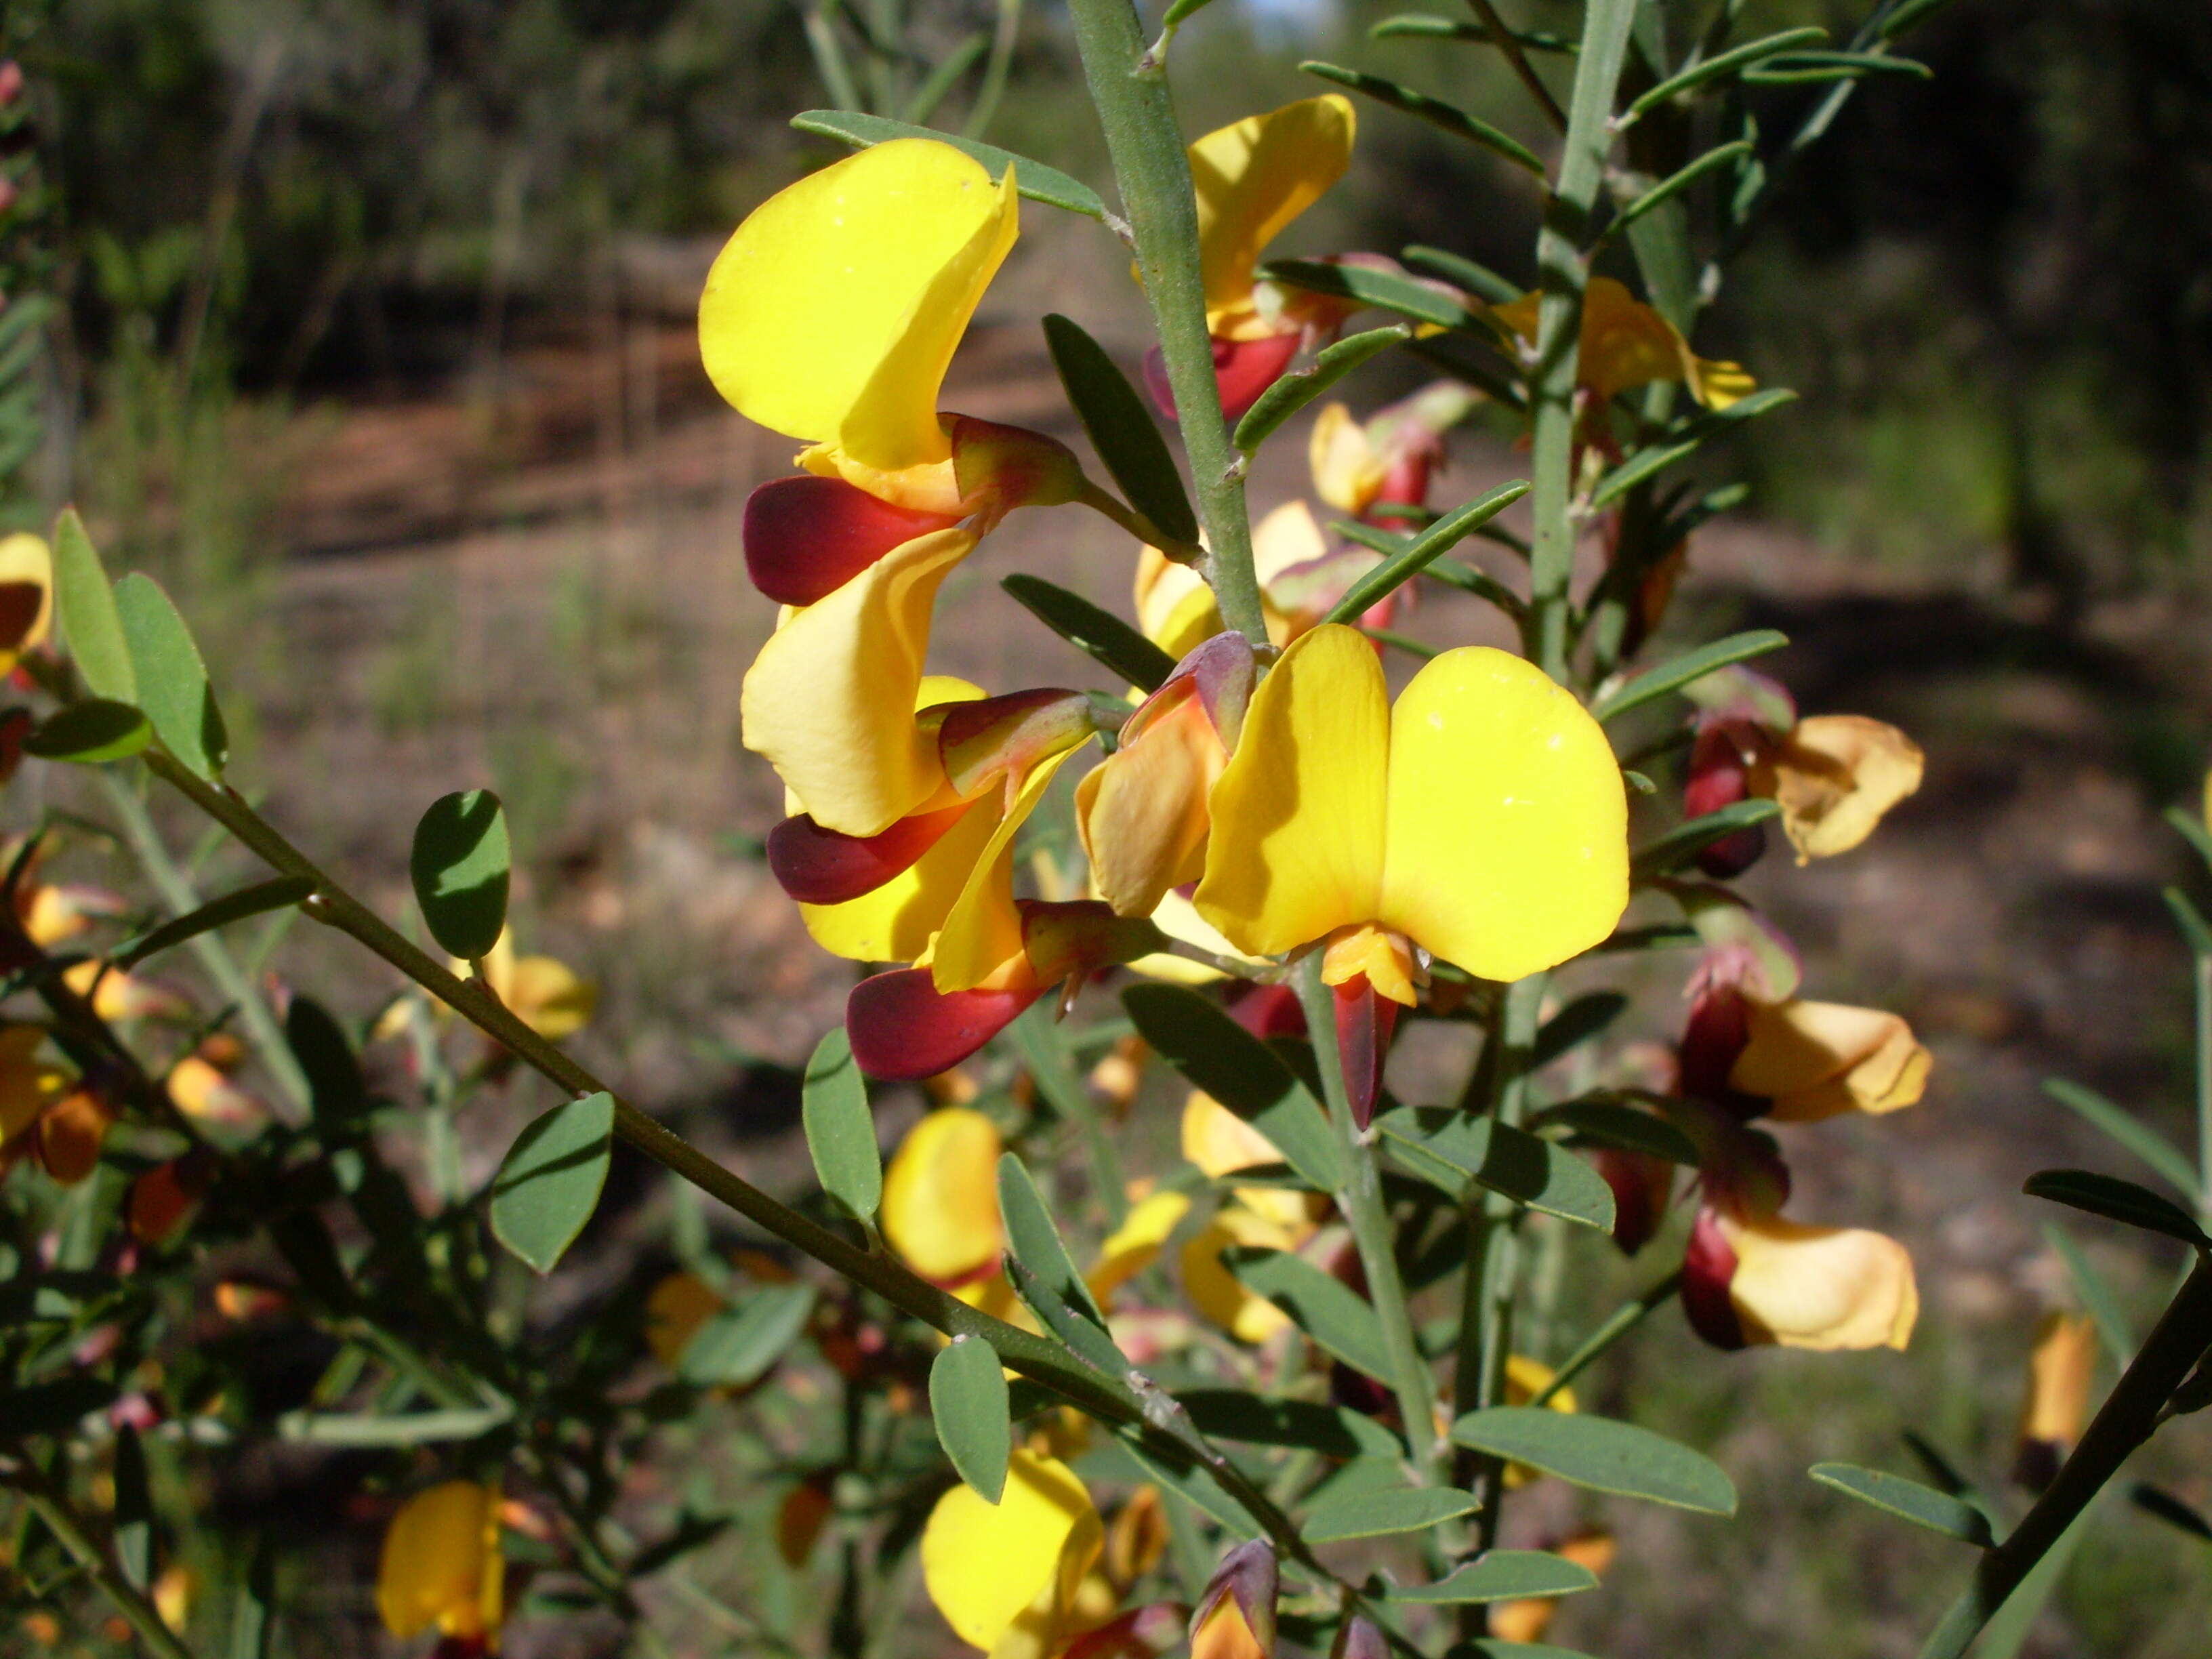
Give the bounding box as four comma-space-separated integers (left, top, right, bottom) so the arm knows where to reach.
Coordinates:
1143, 331, 1303, 423
1684, 722, 1767, 877
1191, 1540, 1276, 1659
948, 415, 1087, 527
1593, 1145, 1675, 1256
937, 687, 1101, 802
1330, 1614, 1388, 1659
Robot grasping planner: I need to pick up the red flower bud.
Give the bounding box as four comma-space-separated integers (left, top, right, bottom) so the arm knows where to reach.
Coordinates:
1143, 331, 1304, 424
1685, 723, 1766, 877
1227, 981, 1306, 1041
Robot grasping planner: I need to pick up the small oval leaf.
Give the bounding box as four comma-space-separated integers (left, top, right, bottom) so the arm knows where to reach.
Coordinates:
1450, 1406, 1737, 1515
2022, 1168, 2210, 1247
411, 790, 512, 960
1808, 1462, 1995, 1547
803, 1026, 881, 1221
1302, 1485, 1478, 1543
1376, 1109, 1615, 1231
1387, 1549, 1601, 1604
490, 1091, 615, 1273
115, 571, 228, 777
52, 508, 137, 703
930, 1336, 1012, 1503
288, 996, 368, 1131
1227, 1247, 1392, 1381
679, 1282, 817, 1387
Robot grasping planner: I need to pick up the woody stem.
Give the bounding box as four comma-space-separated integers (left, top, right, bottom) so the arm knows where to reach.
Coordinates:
1060, 0, 1267, 647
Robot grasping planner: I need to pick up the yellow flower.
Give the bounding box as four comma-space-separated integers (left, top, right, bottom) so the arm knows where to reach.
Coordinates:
0, 531, 52, 676
2016, 1311, 2096, 1486
1180, 1205, 1301, 1343
478, 928, 595, 1042
1190, 98, 1357, 343
1500, 1354, 1576, 1488
1728, 998, 1931, 1122
701, 140, 1018, 514
1493, 276, 1753, 409
1689, 1208, 1918, 1352
1134, 501, 1338, 658
1749, 714, 1924, 863
882, 1106, 1006, 1289
377, 1481, 504, 1647
1195, 622, 1628, 987
1308, 383, 1474, 519
1088, 1189, 1192, 1306
922, 1451, 1105, 1656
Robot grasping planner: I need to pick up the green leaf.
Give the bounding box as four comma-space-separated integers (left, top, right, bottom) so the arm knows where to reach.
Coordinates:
1122, 985, 1343, 1190
1234, 325, 1411, 454
1458, 1644, 1599, 1659
1400, 243, 1523, 304
1042, 314, 1197, 547
1532, 1097, 1700, 1164
1300, 61, 1544, 176
930, 1336, 1012, 1503
230, 1535, 274, 1659
1176, 1389, 1405, 1459
1807, 1462, 1994, 1547
1589, 389, 1799, 508
2022, 1168, 2210, 1248
1004, 1254, 1128, 1376
23, 699, 152, 763
679, 1282, 817, 1387
1412, 554, 1530, 621
410, 790, 511, 960
1879, 0, 1962, 39
1303, 1485, 1477, 1543
1607, 141, 1755, 236
1262, 258, 1475, 333
1532, 991, 1628, 1068
1741, 49, 1932, 85
1590, 628, 1790, 723
287, 996, 368, 1130
113, 875, 316, 971
2041, 1078, 2198, 1198
2165, 886, 2212, 958
114, 572, 228, 777
52, 508, 137, 703
1002, 573, 1176, 693
1376, 1109, 1614, 1231
275, 1406, 515, 1445
790, 110, 1111, 222
1226, 1248, 1392, 1381
1620, 27, 1829, 121
1630, 799, 1782, 882
2041, 1221, 2135, 1364
2165, 804, 2212, 872
803, 1026, 880, 1221
997, 1153, 1108, 1326
113, 1425, 152, 1589
490, 1092, 615, 1273
1386, 1550, 1600, 1604
2131, 1483, 2212, 1542
1449, 1407, 1736, 1514
1322, 481, 1531, 625
1114, 1432, 1263, 1538
1370, 14, 1577, 53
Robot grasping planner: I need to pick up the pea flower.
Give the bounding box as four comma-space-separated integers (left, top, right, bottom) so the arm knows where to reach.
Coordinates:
476, 926, 596, 1042
1194, 623, 1629, 1124
1143, 96, 1359, 421
0, 1025, 110, 1185
1492, 276, 1755, 412
2015, 1311, 2096, 1488
881, 1105, 1008, 1294
0, 530, 52, 678
921, 1450, 1108, 1657
1683, 1204, 1919, 1352
377, 1481, 504, 1654
1188, 1540, 1276, 1659
1308, 382, 1478, 522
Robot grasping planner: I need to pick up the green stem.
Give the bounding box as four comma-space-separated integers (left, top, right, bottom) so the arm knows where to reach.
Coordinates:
1525, 0, 1637, 680
1465, 0, 1568, 131
98, 771, 313, 1118
1294, 956, 1437, 1470
1010, 1004, 1129, 1226
1915, 1255, 2212, 1659
962, 0, 1024, 139
2194, 952, 2210, 1225
1060, 0, 1265, 645
3, 1455, 199, 1659
1529, 1267, 1682, 1406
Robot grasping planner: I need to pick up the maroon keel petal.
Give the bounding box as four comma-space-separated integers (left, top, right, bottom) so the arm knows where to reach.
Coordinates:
846, 968, 1042, 1080
1141, 331, 1305, 424
743, 475, 961, 606
1331, 975, 1399, 1131
1681, 1206, 1746, 1351
765, 805, 975, 905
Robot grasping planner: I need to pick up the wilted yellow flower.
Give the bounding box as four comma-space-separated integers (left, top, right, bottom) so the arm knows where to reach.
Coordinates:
1728, 998, 1931, 1122
1692, 1208, 1918, 1352
377, 1481, 504, 1647
1493, 276, 1753, 409
1750, 714, 1924, 863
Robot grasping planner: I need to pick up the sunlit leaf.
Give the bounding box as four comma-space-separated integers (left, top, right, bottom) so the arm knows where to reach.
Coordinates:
930, 1336, 1012, 1503
490, 1092, 615, 1273
1450, 1407, 1736, 1513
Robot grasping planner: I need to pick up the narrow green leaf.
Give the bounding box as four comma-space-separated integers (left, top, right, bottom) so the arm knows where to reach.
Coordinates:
1322, 480, 1531, 625
114, 572, 228, 777
1404, 331, 1529, 410
804, 1026, 880, 1221
114, 875, 316, 971
998, 1153, 1108, 1325
1412, 554, 1530, 621
2041, 1078, 2198, 1198
1176, 1389, 1405, 1459
1002, 573, 1176, 693
1262, 258, 1475, 332
24, 699, 152, 763
790, 110, 1111, 222
1589, 389, 1799, 508
1532, 1097, 1700, 1164
1591, 628, 1790, 722
1532, 991, 1627, 1068
1115, 1432, 1263, 1538
1300, 62, 1544, 176
1303, 1485, 1478, 1543
1370, 14, 1578, 53
930, 1336, 1012, 1503
1808, 1462, 1994, 1547
680, 1282, 817, 1387
1226, 1247, 1392, 1381
1741, 49, 1931, 85
1122, 985, 1343, 1189
1157, 0, 1223, 33
276, 1406, 514, 1445
288, 996, 367, 1130
1234, 325, 1411, 454
2165, 804, 2212, 871
113, 1425, 152, 1589
1620, 27, 1828, 121
1042, 314, 1198, 547
1631, 799, 1782, 882
230, 1535, 274, 1659
2042, 1221, 2135, 1364
1879, 0, 1961, 39
1387, 1550, 1599, 1604
52, 508, 137, 703
1376, 1108, 1615, 1231
2023, 1168, 2210, 1247
490, 1092, 615, 1272
1609, 140, 1755, 234
1400, 243, 1523, 304
1004, 1253, 1128, 1376
410, 790, 511, 960
1450, 1407, 1736, 1514
2131, 1483, 2212, 1542
2165, 886, 2212, 958
1458, 1644, 1598, 1659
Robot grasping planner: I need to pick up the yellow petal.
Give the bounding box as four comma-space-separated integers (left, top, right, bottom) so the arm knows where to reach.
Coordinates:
1319, 922, 1416, 1006
1754, 714, 1925, 863
1191, 1597, 1268, 1659
1308, 403, 1385, 515
700, 139, 1017, 476
1377, 644, 1629, 983
1181, 1090, 1283, 1179
882, 1106, 1004, 1284
0, 532, 52, 674
1189, 96, 1356, 335
802, 796, 1007, 964
1689, 354, 1757, 409
1503, 1353, 1574, 1414
1729, 999, 1930, 1122
1134, 546, 1221, 658
922, 1450, 1099, 1652
1088, 1189, 1193, 1303
1180, 1206, 1298, 1343
1719, 1212, 1919, 1351
1076, 687, 1229, 919
1250, 499, 1329, 584
1123, 888, 1267, 985
930, 748, 1082, 993
741, 528, 978, 837
2020, 1311, 2097, 1449
1195, 623, 1387, 958
1576, 277, 1693, 405
377, 1482, 501, 1641
507, 954, 596, 1041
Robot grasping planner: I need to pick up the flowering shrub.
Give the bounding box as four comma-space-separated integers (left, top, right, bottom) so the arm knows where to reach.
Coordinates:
4, 5, 2212, 1659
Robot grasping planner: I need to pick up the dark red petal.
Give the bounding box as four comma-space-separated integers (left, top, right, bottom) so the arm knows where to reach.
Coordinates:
1677, 983, 1752, 1107
846, 968, 1042, 1080
765, 805, 973, 905
1141, 333, 1305, 423
0, 581, 41, 652
1594, 1145, 1674, 1256
742, 475, 960, 606
1681, 1206, 1746, 1350
1227, 981, 1306, 1042
1331, 975, 1398, 1131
